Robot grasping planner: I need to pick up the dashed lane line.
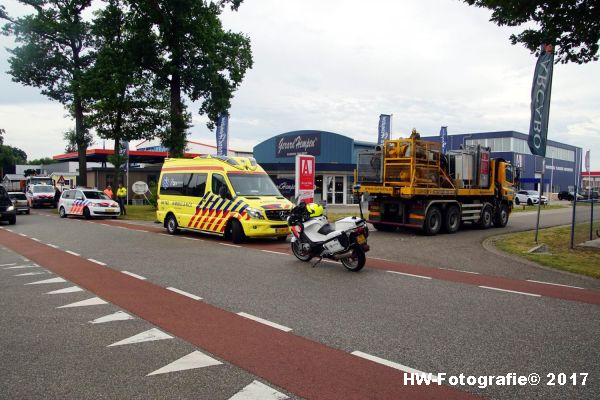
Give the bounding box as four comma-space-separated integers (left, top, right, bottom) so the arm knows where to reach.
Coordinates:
166, 287, 203, 300
219, 243, 241, 248
387, 271, 432, 280
351, 351, 439, 383
47, 244, 59, 249
237, 312, 292, 332
526, 280, 584, 290
479, 286, 541, 297
66, 250, 80, 256
88, 258, 107, 266
261, 250, 288, 256
121, 270, 147, 280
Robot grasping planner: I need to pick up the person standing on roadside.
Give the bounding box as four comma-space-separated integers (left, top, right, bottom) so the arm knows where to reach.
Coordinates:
116, 183, 127, 215
103, 185, 113, 200
53, 185, 62, 208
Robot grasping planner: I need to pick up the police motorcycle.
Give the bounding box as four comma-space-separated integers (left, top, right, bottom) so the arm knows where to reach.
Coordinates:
287, 202, 370, 271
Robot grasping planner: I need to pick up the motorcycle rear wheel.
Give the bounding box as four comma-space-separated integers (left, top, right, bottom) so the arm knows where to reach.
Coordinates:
291, 240, 313, 262
341, 247, 366, 272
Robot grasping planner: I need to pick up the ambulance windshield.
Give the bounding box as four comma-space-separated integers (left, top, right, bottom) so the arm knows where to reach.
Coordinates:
228, 174, 281, 196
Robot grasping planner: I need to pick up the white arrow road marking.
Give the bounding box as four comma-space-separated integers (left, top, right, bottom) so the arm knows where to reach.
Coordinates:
89, 311, 134, 324
4, 265, 39, 269
0, 263, 17, 267
26, 277, 66, 285
14, 272, 47, 277
228, 380, 289, 400
108, 328, 173, 347
147, 350, 222, 376
46, 286, 85, 295
57, 297, 108, 309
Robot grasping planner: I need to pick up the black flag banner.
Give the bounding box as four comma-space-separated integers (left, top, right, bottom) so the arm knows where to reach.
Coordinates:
528, 44, 554, 157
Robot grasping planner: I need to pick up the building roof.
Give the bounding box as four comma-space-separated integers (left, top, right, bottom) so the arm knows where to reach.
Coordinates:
3, 174, 25, 181
53, 148, 202, 164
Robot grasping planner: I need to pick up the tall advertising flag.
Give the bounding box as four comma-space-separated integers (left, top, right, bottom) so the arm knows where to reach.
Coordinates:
216, 112, 229, 156
528, 44, 554, 157
585, 150, 590, 172
377, 114, 391, 145
440, 126, 448, 155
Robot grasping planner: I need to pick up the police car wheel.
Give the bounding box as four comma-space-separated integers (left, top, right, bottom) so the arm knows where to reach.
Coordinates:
83, 207, 91, 220
59, 207, 66, 218
166, 215, 180, 235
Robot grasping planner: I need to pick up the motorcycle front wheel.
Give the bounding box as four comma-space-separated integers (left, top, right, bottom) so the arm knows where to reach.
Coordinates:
291, 240, 313, 262
341, 247, 366, 272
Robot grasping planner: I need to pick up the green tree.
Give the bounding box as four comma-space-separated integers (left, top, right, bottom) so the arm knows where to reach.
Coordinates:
0, 127, 5, 145
0, 144, 28, 176
85, 0, 170, 185
127, 0, 253, 156
28, 157, 57, 165
462, 0, 600, 64
1, 1, 94, 185
64, 128, 94, 154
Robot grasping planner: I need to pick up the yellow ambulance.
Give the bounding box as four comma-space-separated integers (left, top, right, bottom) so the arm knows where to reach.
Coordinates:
157, 155, 293, 243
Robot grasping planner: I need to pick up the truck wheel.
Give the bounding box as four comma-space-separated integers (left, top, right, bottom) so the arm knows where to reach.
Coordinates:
423, 206, 442, 236
231, 219, 247, 244
493, 204, 509, 228
478, 205, 493, 229
166, 214, 180, 234
443, 206, 460, 233
373, 223, 396, 232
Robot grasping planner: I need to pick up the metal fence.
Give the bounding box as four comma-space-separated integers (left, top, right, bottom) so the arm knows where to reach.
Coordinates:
571, 200, 600, 248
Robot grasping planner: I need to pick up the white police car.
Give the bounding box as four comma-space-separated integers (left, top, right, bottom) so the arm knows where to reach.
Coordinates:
58, 188, 120, 219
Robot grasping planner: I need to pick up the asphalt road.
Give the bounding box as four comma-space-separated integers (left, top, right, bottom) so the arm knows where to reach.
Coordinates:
0, 208, 598, 400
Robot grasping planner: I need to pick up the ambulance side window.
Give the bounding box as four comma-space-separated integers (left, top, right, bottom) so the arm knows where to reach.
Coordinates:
185, 173, 207, 197
211, 174, 228, 195
160, 173, 185, 195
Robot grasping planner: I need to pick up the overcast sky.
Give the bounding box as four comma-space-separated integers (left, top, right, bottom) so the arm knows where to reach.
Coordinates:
1, 0, 599, 169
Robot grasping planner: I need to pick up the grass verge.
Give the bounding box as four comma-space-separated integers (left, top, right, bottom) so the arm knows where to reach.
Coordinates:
494, 224, 600, 279
119, 205, 158, 222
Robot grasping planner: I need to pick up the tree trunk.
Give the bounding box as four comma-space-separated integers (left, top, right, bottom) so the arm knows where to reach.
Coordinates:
169, 71, 186, 157
74, 96, 88, 187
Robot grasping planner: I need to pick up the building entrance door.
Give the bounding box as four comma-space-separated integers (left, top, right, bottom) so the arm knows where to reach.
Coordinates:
324, 175, 346, 205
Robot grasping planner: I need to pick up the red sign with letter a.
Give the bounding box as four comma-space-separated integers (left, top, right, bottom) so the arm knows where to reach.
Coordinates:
295, 155, 315, 203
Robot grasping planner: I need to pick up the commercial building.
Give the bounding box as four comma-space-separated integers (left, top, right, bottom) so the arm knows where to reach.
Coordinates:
423, 130, 581, 193
253, 130, 375, 204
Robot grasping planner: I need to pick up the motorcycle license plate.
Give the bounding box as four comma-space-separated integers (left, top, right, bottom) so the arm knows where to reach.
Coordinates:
356, 234, 366, 244
275, 228, 289, 235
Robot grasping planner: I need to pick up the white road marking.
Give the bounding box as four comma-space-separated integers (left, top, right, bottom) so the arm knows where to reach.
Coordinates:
89, 311, 134, 324
4, 265, 39, 269
387, 271, 432, 280
371, 257, 394, 262
19, 233, 27, 237
219, 243, 240, 248
65, 250, 80, 256
5, 229, 13, 232
438, 267, 481, 275
351, 351, 439, 382
108, 328, 173, 347
261, 250, 288, 256
57, 297, 108, 308
46, 286, 85, 294
121, 271, 146, 280
47, 244, 59, 249
166, 287, 203, 300
228, 380, 289, 400
14, 272, 47, 277
526, 280, 584, 289
88, 258, 107, 266
237, 312, 292, 332
479, 286, 541, 297
26, 277, 67, 285
147, 350, 222, 376
30, 237, 41, 242
0, 263, 17, 267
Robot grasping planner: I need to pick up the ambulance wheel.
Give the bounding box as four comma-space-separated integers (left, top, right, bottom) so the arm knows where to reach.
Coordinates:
83, 207, 91, 220
59, 207, 66, 218
231, 220, 247, 244
166, 214, 180, 234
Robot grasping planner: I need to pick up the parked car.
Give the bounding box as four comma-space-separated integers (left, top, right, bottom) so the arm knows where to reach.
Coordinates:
514, 190, 548, 206
557, 191, 583, 201
0, 186, 17, 225
580, 190, 599, 200
58, 188, 120, 219
26, 184, 56, 208
8, 192, 30, 214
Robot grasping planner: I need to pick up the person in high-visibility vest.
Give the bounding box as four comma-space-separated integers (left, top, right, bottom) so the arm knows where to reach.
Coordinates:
116, 183, 127, 215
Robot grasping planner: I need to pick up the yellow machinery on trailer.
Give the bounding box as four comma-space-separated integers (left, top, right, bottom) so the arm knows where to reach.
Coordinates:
354, 135, 516, 235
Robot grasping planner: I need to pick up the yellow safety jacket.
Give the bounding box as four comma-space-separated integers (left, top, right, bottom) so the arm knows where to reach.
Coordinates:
117, 187, 127, 198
